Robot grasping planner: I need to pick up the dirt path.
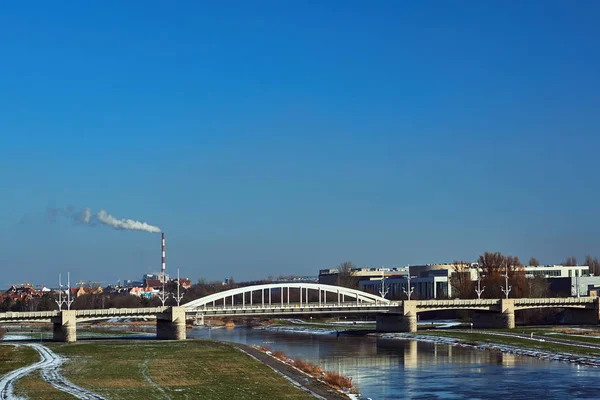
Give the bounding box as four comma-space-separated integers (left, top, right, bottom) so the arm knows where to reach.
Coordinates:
233, 344, 350, 400
0, 343, 107, 400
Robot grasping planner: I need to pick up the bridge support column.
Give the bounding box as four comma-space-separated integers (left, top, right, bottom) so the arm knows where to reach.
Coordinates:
157, 306, 186, 340
376, 301, 417, 333
473, 299, 514, 329
52, 310, 77, 342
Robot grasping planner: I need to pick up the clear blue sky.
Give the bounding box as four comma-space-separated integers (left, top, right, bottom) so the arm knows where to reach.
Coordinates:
1, 1, 599, 286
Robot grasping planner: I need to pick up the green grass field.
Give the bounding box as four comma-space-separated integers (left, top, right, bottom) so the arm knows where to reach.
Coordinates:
14, 371, 74, 400
0, 345, 39, 375
4, 340, 316, 400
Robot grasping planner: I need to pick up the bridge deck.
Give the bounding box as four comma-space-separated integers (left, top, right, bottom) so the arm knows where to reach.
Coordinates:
0, 298, 597, 323
189, 302, 397, 317
0, 310, 59, 322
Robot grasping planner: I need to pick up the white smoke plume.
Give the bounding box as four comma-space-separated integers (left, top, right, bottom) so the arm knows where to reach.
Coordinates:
47, 206, 160, 233
75, 207, 92, 224
96, 209, 161, 233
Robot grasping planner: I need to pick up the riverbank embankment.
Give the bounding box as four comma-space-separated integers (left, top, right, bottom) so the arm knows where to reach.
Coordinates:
0, 336, 338, 400
380, 328, 600, 367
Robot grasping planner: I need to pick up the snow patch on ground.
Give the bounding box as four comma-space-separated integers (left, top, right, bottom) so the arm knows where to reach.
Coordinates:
2, 335, 31, 341
546, 332, 600, 339
0, 343, 107, 400
264, 325, 338, 335
140, 359, 171, 399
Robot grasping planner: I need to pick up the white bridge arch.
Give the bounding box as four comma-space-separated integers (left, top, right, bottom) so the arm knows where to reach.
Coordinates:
184, 283, 389, 312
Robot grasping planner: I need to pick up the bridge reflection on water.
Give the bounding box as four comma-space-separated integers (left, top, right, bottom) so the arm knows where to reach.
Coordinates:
190, 327, 600, 399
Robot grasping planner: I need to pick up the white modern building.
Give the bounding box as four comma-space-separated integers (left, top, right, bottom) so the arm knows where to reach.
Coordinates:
319, 266, 409, 285
523, 265, 589, 278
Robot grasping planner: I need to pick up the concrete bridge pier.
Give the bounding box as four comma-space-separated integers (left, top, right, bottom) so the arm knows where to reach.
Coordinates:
472, 299, 515, 329
376, 301, 417, 333
52, 310, 77, 342
156, 306, 186, 340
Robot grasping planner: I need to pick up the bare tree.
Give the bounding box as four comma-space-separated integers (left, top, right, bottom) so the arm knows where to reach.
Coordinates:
478, 252, 527, 298
450, 260, 474, 299
585, 255, 600, 276
564, 256, 578, 266
528, 257, 540, 267
527, 275, 550, 298
336, 261, 359, 289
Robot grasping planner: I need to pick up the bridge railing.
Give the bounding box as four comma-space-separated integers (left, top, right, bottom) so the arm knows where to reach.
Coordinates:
416, 299, 498, 307
0, 310, 59, 320
75, 307, 167, 317
515, 297, 595, 306
187, 301, 399, 313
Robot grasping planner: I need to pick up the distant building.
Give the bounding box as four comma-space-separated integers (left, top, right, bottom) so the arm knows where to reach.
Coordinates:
273, 276, 318, 283
548, 276, 600, 297
318, 267, 409, 285
124, 280, 144, 288
174, 278, 192, 289
129, 287, 155, 299
364, 264, 593, 299
71, 286, 103, 298
2, 284, 42, 302
145, 279, 163, 290
360, 269, 452, 300
523, 265, 589, 278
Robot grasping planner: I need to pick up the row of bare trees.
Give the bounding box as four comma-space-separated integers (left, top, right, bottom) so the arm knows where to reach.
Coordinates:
585, 255, 600, 275
451, 252, 550, 299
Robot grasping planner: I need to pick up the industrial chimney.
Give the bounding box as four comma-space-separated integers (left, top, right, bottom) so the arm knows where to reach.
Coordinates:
161, 232, 166, 278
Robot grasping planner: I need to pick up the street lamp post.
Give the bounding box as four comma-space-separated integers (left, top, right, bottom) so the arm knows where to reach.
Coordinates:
475, 267, 485, 299
501, 262, 512, 299
378, 270, 389, 300
65, 272, 74, 310
55, 273, 66, 310
403, 275, 415, 301
173, 268, 184, 306
158, 273, 168, 307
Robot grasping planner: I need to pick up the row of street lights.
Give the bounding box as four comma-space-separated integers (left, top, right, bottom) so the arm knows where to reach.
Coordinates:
55, 272, 74, 310
379, 264, 513, 300
158, 267, 185, 306
55, 268, 187, 310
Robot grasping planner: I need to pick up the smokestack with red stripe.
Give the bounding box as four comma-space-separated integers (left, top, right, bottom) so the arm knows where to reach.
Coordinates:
161, 233, 166, 274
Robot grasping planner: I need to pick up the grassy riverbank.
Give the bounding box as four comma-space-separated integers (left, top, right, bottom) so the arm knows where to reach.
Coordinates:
0, 345, 38, 375
7, 340, 318, 400
15, 372, 72, 400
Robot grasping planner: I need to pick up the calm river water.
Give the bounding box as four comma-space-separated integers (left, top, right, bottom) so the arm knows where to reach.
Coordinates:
189, 327, 600, 399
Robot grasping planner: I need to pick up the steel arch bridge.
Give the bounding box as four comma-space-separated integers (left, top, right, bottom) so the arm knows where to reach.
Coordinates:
183, 283, 392, 317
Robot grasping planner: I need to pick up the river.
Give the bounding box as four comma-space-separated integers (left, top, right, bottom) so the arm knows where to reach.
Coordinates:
189, 326, 600, 399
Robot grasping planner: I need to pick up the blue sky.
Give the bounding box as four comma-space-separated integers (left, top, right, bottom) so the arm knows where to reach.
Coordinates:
1, 1, 599, 286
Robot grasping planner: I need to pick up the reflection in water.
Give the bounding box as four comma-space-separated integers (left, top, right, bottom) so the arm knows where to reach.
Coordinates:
502, 352, 516, 367
404, 339, 418, 369
190, 327, 600, 399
